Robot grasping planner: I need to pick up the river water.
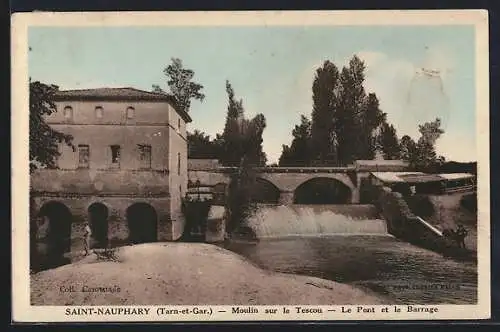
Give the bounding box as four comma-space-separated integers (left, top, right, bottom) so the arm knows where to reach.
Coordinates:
223, 205, 477, 304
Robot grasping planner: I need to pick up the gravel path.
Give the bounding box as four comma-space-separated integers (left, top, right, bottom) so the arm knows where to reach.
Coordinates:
31, 243, 385, 305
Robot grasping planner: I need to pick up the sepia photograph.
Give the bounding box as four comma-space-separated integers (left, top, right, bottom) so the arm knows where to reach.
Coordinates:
11, 10, 490, 322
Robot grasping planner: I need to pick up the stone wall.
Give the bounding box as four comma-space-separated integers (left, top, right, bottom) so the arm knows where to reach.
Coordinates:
371, 185, 447, 252
31, 194, 173, 253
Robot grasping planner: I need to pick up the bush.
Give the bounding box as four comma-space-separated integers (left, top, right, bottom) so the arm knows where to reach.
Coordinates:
460, 193, 477, 213
406, 195, 435, 218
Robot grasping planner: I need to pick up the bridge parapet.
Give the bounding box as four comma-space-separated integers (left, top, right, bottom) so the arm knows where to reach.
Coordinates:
209, 166, 355, 174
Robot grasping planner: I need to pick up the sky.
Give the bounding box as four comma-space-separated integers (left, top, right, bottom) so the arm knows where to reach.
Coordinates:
28, 25, 477, 164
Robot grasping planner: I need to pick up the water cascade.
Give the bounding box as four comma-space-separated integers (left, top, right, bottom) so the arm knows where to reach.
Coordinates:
243, 205, 389, 239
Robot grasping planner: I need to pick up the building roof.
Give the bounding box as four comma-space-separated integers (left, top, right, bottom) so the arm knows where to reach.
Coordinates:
398, 173, 446, 183
356, 160, 409, 166
371, 172, 476, 184
54, 87, 192, 123
371, 172, 425, 183
354, 159, 410, 172
438, 173, 475, 180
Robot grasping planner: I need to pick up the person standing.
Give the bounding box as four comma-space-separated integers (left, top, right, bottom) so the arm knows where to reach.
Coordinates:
456, 224, 468, 249
83, 222, 92, 255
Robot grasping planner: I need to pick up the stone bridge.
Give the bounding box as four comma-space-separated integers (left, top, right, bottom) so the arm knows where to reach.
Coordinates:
188, 166, 363, 204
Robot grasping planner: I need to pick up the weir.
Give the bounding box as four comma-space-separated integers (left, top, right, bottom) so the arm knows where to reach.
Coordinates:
243, 204, 389, 239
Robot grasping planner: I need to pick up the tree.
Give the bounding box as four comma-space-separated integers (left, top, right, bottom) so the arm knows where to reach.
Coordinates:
29, 81, 74, 174
187, 130, 221, 159
29, 81, 74, 271
399, 135, 417, 162
220, 81, 246, 166
400, 118, 446, 171
357, 93, 387, 160
245, 113, 267, 166
279, 115, 312, 166
153, 58, 205, 113
310, 60, 340, 165
282, 55, 386, 166
336, 56, 369, 165
377, 122, 400, 160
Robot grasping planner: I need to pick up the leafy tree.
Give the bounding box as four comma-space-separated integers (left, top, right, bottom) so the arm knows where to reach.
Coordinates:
244, 113, 267, 166
400, 118, 446, 171
358, 93, 387, 160
29, 81, 74, 271
310, 60, 340, 165
29, 81, 74, 174
187, 130, 221, 159
399, 135, 417, 162
282, 55, 386, 166
279, 115, 312, 166
336, 56, 369, 165
220, 81, 246, 166
377, 122, 400, 160
153, 58, 205, 113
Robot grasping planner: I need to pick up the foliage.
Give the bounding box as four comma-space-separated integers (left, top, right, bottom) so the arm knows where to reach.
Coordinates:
310, 60, 340, 164
406, 195, 435, 218
360, 93, 387, 159
218, 81, 267, 234
279, 115, 312, 166
29, 81, 74, 174
187, 129, 221, 159
377, 122, 400, 160
219, 81, 267, 167
279, 55, 388, 166
399, 135, 418, 162
219, 81, 246, 166
401, 118, 446, 172
153, 57, 205, 113
225, 157, 258, 234
336, 56, 368, 165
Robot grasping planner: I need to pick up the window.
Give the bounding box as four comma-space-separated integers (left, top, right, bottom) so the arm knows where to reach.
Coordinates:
78, 145, 90, 168
95, 106, 103, 119
110, 145, 121, 167
63, 106, 73, 120
138, 144, 152, 169
126, 107, 135, 119
177, 152, 181, 175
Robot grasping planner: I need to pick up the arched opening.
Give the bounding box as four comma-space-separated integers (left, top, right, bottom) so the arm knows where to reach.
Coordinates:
294, 177, 352, 204
126, 203, 158, 244
251, 178, 280, 204
38, 201, 72, 259
88, 203, 109, 248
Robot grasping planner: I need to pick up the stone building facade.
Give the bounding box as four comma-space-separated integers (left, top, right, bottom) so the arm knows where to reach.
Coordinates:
31, 87, 190, 258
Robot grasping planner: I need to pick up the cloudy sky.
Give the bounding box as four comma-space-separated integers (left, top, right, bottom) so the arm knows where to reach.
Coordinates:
29, 25, 476, 163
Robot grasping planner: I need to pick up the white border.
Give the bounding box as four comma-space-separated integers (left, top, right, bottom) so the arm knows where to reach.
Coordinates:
11, 10, 490, 322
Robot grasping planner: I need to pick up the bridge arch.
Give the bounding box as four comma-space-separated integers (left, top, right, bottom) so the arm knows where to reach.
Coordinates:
251, 177, 281, 204
293, 177, 352, 204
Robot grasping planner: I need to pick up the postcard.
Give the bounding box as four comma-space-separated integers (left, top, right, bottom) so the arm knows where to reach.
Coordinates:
11, 10, 490, 322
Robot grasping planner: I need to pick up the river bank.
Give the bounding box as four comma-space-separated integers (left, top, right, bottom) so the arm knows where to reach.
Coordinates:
31, 242, 387, 306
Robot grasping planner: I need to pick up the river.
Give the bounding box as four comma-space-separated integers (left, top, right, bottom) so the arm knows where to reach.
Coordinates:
222, 205, 477, 304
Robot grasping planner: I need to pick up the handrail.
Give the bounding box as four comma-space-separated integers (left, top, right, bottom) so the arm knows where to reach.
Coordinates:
415, 216, 443, 237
